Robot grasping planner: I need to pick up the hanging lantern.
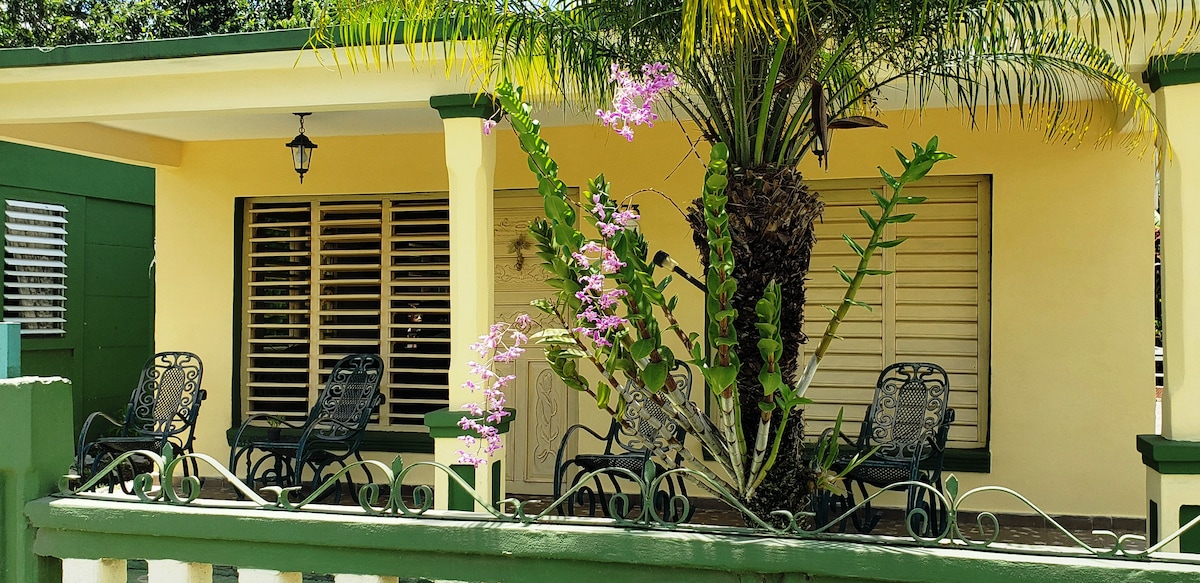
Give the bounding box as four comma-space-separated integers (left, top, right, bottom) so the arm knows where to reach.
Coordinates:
285, 113, 318, 183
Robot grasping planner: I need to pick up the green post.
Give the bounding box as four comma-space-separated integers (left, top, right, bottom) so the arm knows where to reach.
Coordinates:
0, 323, 20, 378
0, 377, 72, 583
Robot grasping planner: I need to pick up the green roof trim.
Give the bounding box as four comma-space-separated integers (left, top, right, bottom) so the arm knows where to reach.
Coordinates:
1138, 434, 1200, 474
0, 29, 316, 69
429, 93, 499, 119
0, 22, 462, 70
1144, 54, 1200, 92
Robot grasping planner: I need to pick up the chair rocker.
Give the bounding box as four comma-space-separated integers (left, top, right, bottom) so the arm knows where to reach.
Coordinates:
230, 353, 384, 502
553, 362, 695, 522
76, 351, 206, 491
815, 362, 955, 536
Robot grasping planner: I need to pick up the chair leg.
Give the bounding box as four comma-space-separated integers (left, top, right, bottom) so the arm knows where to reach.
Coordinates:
849, 479, 882, 534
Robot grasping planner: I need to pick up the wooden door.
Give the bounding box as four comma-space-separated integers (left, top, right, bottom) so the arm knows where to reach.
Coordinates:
494, 190, 577, 495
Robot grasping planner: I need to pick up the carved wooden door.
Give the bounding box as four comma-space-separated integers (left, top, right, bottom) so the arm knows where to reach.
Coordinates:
494, 190, 576, 495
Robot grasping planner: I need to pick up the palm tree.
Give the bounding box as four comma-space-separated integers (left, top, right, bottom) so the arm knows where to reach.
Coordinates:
313, 0, 1193, 515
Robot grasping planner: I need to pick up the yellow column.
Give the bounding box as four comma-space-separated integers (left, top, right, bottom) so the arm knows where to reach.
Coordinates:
424, 94, 507, 512
1143, 62, 1200, 552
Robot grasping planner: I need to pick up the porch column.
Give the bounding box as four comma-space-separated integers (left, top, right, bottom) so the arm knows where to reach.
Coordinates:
1140, 56, 1200, 552
424, 94, 508, 512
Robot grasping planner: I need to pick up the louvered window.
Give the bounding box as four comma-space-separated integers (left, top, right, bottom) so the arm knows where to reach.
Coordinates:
240, 194, 450, 432
803, 176, 991, 449
4, 200, 68, 336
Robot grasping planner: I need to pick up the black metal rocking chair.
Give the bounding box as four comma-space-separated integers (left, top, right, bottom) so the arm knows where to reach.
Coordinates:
76, 351, 206, 489
553, 362, 695, 522
815, 362, 955, 535
230, 353, 384, 502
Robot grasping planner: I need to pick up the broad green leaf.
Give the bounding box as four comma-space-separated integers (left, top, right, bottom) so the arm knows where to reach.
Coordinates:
888, 213, 916, 224
596, 382, 611, 407
757, 338, 781, 353
702, 364, 737, 390
875, 238, 907, 248
630, 338, 656, 360
758, 401, 776, 412
642, 360, 668, 392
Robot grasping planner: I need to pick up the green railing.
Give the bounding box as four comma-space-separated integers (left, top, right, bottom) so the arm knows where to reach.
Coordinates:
10, 376, 1200, 583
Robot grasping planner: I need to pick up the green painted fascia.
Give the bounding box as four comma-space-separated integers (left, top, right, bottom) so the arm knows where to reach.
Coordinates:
0, 141, 154, 205
225, 427, 433, 454
0, 24, 462, 70
429, 94, 499, 119
424, 407, 516, 438
1144, 54, 1200, 92
27, 496, 1200, 583
1138, 434, 1200, 474
0, 29, 314, 69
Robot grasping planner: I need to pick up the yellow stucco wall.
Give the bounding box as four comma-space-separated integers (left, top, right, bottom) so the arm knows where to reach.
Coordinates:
156, 105, 1154, 518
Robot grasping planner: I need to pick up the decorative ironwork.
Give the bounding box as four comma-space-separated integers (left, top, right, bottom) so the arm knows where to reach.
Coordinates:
59, 445, 1200, 565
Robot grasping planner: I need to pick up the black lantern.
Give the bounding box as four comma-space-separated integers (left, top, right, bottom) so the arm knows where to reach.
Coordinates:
285, 113, 318, 183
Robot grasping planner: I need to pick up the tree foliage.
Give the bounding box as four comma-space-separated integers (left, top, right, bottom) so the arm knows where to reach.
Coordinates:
0, 0, 323, 48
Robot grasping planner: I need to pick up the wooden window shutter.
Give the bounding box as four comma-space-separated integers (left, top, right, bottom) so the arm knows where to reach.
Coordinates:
802, 176, 991, 449
240, 194, 451, 432
4, 200, 69, 336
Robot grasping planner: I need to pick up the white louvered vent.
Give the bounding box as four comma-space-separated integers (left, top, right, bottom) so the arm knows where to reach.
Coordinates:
4, 200, 68, 337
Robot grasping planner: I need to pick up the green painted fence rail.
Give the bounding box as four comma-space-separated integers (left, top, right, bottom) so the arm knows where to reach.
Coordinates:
24, 495, 1200, 583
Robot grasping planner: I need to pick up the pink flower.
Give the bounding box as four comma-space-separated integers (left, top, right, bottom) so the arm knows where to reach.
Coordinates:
596, 62, 678, 142
482, 119, 498, 136
456, 315, 531, 467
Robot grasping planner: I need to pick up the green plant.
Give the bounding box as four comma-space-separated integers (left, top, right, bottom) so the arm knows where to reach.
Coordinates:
497, 81, 953, 499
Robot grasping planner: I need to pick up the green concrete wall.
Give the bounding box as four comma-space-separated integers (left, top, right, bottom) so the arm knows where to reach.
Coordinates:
24, 495, 1200, 583
1, 378, 72, 583
0, 141, 155, 433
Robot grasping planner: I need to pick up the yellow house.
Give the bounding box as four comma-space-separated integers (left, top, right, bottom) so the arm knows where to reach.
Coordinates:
0, 28, 1195, 546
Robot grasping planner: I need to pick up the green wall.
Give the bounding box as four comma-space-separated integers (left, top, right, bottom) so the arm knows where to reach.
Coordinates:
0, 141, 155, 432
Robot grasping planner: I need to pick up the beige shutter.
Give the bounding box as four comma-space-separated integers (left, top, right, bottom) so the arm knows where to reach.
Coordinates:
3, 200, 69, 336
802, 176, 990, 449
385, 196, 451, 432
241, 194, 451, 432
243, 201, 314, 420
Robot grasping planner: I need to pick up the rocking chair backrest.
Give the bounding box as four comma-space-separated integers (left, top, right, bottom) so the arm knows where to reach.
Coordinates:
861, 362, 950, 462
304, 353, 384, 442
124, 351, 205, 438
612, 363, 693, 456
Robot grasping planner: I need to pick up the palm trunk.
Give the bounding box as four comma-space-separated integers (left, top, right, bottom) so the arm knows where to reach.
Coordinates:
687, 164, 821, 516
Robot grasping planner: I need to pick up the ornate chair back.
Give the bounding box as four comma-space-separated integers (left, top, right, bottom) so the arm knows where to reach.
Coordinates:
124, 351, 205, 440
859, 362, 951, 464
611, 363, 693, 457
302, 353, 385, 444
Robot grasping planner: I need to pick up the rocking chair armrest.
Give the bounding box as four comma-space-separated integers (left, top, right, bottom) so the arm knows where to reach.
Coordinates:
77, 411, 124, 472
924, 408, 957, 455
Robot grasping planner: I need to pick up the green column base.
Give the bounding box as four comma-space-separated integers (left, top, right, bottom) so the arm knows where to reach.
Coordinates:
1138, 434, 1200, 474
